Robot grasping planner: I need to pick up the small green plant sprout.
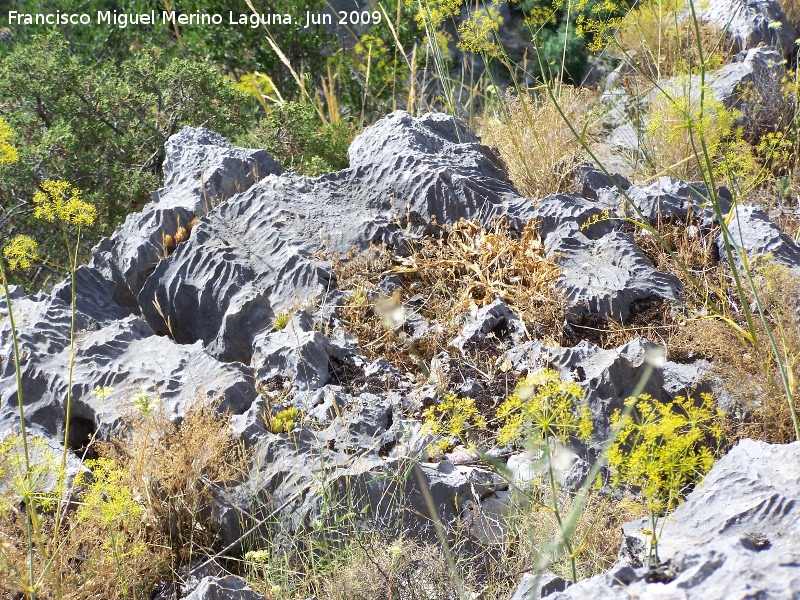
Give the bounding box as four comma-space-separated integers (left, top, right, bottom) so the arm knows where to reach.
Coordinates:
422, 394, 487, 453
495, 369, 593, 582
607, 392, 723, 565
269, 406, 301, 434
349, 287, 368, 307
272, 311, 290, 331
93, 385, 115, 400
133, 393, 159, 417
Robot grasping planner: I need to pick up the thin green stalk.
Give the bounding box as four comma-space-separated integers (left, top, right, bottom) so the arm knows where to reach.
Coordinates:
685, 0, 798, 439
648, 508, 659, 564
52, 226, 82, 589
417, 0, 457, 115
412, 463, 468, 600
0, 254, 36, 599
543, 438, 577, 582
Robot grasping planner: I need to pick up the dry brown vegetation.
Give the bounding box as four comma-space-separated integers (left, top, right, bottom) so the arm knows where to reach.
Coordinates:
478, 87, 598, 199
501, 491, 646, 581
332, 217, 564, 376
615, 0, 731, 82
0, 398, 246, 599
626, 221, 800, 445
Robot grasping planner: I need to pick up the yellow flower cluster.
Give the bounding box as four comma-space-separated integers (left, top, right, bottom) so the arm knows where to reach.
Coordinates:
3, 235, 39, 270
32, 179, 97, 227
496, 368, 593, 446
757, 130, 793, 167
607, 392, 722, 514
458, 6, 504, 56
416, 0, 462, 31
0, 434, 64, 517
0, 118, 18, 166
75, 458, 144, 528
422, 394, 487, 452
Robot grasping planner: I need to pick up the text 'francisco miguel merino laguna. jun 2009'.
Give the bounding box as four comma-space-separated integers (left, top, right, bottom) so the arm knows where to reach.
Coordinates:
7, 8, 385, 29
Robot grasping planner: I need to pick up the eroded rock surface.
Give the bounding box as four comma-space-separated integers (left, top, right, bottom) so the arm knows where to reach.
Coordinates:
697, 0, 797, 58
4, 111, 795, 598
534, 440, 800, 600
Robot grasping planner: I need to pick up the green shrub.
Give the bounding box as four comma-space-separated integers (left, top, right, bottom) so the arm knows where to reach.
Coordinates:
243, 102, 355, 176
0, 32, 249, 290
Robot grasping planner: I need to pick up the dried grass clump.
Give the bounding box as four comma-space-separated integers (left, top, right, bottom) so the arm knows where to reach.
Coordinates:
316, 535, 458, 600
0, 397, 245, 599
665, 261, 800, 445
503, 490, 646, 581
388, 219, 563, 326
109, 397, 248, 566
780, 0, 800, 31
333, 217, 564, 372
479, 87, 597, 199
615, 0, 730, 82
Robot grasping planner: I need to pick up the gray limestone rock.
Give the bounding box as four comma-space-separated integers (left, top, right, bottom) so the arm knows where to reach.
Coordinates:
710, 47, 788, 139
91, 127, 282, 314
531, 193, 683, 321
182, 575, 265, 600
553, 230, 682, 322
450, 299, 528, 352
696, 0, 797, 58
51, 266, 132, 327
137, 112, 530, 363
721, 204, 800, 270
626, 177, 732, 227
606, 47, 787, 166
0, 311, 256, 444
251, 311, 353, 392
547, 440, 800, 600
511, 572, 571, 599
573, 163, 630, 201
534, 193, 620, 242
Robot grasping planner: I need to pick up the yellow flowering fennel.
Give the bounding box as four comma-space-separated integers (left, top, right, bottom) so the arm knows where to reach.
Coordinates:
425, 370, 593, 581
32, 180, 97, 227
415, 0, 462, 30
3, 235, 39, 271
422, 394, 487, 452
1, 175, 98, 596
0, 434, 63, 517
496, 368, 593, 446
495, 369, 593, 582
607, 392, 722, 564
76, 458, 146, 598
458, 6, 504, 56
0, 117, 18, 166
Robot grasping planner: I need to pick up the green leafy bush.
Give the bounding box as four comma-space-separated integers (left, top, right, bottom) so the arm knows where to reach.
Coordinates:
244, 102, 355, 176
0, 32, 249, 289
